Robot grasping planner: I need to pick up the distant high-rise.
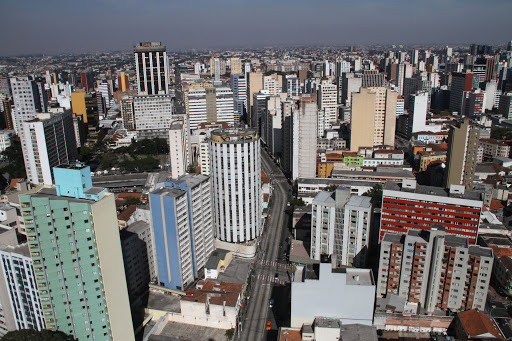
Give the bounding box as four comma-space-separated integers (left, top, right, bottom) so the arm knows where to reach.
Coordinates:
210, 129, 261, 244
350, 87, 397, 152
230, 57, 242, 75
449, 72, 474, 113
21, 164, 134, 340
134, 42, 169, 95
133, 94, 173, 139
20, 111, 78, 186
186, 87, 236, 130
445, 119, 480, 190
168, 116, 190, 179
230, 74, 247, 120
247, 72, 263, 126
117, 71, 130, 92
318, 79, 337, 125
461, 89, 485, 118
10, 77, 46, 134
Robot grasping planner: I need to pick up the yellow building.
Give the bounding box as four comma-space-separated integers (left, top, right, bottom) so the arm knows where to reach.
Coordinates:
317, 163, 334, 178
70, 91, 87, 123
230, 57, 242, 75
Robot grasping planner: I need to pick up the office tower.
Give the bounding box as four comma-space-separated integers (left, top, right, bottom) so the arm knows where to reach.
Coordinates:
96, 81, 111, 115
380, 180, 483, 244
445, 119, 480, 190
498, 92, 512, 119
2, 96, 14, 130
407, 92, 429, 137
247, 72, 263, 126
403, 75, 432, 109
134, 42, 169, 95
265, 94, 286, 156
10, 77, 44, 134
281, 94, 317, 179
230, 57, 242, 75
377, 228, 493, 313
341, 73, 362, 106
117, 72, 129, 92
396, 62, 413, 96
310, 188, 372, 267
361, 72, 385, 88
134, 94, 173, 139
318, 79, 337, 124
0, 229, 44, 335
449, 72, 474, 113
149, 174, 214, 290
350, 87, 397, 152
230, 74, 247, 120
20, 111, 78, 186
284, 76, 301, 97
21, 164, 134, 340
187, 87, 236, 130
263, 73, 283, 96
70, 91, 88, 127
336, 60, 351, 77
214, 58, 221, 82
169, 116, 189, 179
461, 89, 485, 118
410, 49, 419, 66
210, 128, 261, 243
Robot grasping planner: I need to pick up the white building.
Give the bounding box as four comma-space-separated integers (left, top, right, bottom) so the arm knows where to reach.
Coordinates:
396, 62, 413, 96
310, 188, 372, 267
291, 264, 375, 328
20, 111, 77, 186
169, 116, 190, 179
0, 229, 45, 335
409, 92, 429, 135
210, 129, 261, 244
134, 94, 174, 140
263, 73, 282, 96
0, 130, 14, 154
318, 80, 338, 124
134, 42, 170, 95
187, 87, 236, 130
230, 74, 247, 121
10, 77, 44, 134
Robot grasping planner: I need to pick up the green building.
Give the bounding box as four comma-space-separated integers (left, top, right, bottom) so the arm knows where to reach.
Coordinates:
21, 164, 134, 341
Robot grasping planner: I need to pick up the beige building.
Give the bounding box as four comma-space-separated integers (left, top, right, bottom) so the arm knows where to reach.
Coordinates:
350, 87, 397, 152
247, 72, 263, 126
230, 57, 242, 75
445, 119, 480, 189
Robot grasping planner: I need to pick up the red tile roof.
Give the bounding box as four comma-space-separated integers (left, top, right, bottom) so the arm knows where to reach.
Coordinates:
117, 205, 136, 222
490, 200, 505, 210
457, 309, 505, 340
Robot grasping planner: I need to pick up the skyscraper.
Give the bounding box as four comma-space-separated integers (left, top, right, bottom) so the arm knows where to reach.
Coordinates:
449, 72, 474, 113
445, 119, 480, 189
230, 74, 247, 120
21, 164, 134, 341
10, 77, 46, 134
20, 111, 78, 186
210, 128, 261, 245
247, 72, 263, 126
318, 79, 338, 125
134, 42, 169, 95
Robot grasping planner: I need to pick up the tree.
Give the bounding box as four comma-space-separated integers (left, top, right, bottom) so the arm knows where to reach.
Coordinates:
290, 198, 306, 208
323, 184, 338, 192
187, 164, 196, 174
491, 127, 512, 140
225, 328, 235, 341
2, 329, 76, 341
363, 183, 383, 208
0, 144, 27, 178
125, 197, 140, 205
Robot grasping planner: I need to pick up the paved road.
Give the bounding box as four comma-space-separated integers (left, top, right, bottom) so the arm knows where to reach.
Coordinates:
237, 151, 290, 341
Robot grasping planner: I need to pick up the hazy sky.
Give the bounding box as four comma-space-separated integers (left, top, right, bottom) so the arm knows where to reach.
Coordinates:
1, 0, 511, 56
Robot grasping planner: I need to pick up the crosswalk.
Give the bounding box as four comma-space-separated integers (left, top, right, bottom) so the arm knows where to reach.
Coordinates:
257, 260, 290, 270
257, 274, 287, 285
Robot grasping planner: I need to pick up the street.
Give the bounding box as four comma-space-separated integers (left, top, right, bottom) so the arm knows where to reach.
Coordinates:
236, 150, 291, 341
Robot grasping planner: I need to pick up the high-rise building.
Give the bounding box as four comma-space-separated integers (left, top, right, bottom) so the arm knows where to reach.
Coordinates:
133, 94, 173, 140
361, 72, 386, 88
10, 77, 45, 134
149, 174, 214, 290
186, 87, 236, 130
252, 90, 271, 135
498, 92, 512, 119
350, 87, 397, 152
263, 73, 283, 96
310, 187, 372, 267
407, 92, 429, 137
396, 62, 413, 96
134, 42, 169, 95
284, 76, 301, 97
247, 72, 263, 126
117, 72, 130, 92
80, 69, 94, 93
21, 164, 134, 340
20, 111, 78, 186
2, 96, 14, 130
461, 89, 485, 118
282, 94, 318, 179
169, 116, 190, 179
120, 94, 136, 130
449, 72, 474, 113
342, 73, 362, 106
380, 180, 483, 244
377, 228, 493, 313
318, 79, 338, 125
230, 74, 247, 120
210, 129, 261, 244
445, 119, 480, 189
0, 228, 44, 335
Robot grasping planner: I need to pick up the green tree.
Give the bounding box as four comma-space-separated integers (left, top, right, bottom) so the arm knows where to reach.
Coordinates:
0, 144, 26, 178
323, 184, 338, 192
3, 329, 76, 341
290, 198, 306, 208
187, 164, 196, 174
224, 328, 235, 341
363, 183, 383, 208
125, 197, 140, 205
491, 127, 512, 140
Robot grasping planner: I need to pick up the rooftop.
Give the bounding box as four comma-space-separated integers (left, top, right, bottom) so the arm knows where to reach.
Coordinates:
147, 291, 181, 313
457, 309, 505, 340
347, 195, 371, 208
468, 245, 493, 258
383, 181, 482, 201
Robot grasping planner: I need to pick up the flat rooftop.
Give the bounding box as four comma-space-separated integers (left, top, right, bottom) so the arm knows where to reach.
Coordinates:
469, 245, 493, 258
147, 291, 181, 313
347, 195, 371, 208
148, 320, 226, 341
383, 181, 482, 201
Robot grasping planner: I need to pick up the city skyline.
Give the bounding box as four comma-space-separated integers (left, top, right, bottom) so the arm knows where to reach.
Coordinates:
1, 0, 512, 56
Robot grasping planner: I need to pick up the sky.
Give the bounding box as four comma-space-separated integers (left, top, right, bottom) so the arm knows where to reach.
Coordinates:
1, 0, 511, 56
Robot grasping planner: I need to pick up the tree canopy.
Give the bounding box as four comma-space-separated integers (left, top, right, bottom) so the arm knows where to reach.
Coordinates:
363, 183, 383, 208
2, 329, 76, 341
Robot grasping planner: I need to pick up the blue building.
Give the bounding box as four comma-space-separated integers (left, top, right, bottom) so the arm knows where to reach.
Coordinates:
149, 174, 213, 290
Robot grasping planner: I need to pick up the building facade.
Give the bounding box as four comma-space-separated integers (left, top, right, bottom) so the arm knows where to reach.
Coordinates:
134, 42, 170, 95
